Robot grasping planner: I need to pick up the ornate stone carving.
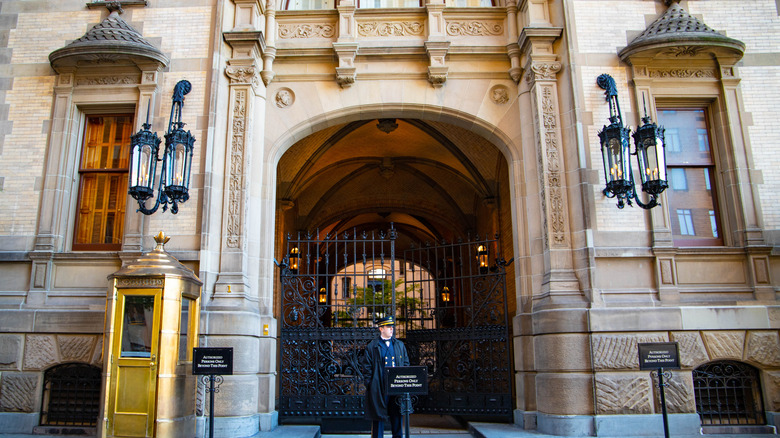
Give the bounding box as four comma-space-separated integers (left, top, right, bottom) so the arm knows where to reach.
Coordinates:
593, 333, 667, 370
596, 373, 653, 414
275, 88, 294, 108
225, 65, 258, 85
663, 46, 705, 57
490, 85, 509, 105
116, 277, 164, 288
648, 68, 715, 78
446, 21, 503, 36
746, 331, 780, 366
58, 335, 95, 363
226, 89, 247, 249
527, 61, 561, 84
357, 21, 424, 37
336, 73, 356, 87
671, 332, 709, 367
278, 23, 336, 39
76, 75, 137, 86
540, 86, 565, 246
23, 335, 58, 370
702, 331, 745, 360
0, 373, 38, 412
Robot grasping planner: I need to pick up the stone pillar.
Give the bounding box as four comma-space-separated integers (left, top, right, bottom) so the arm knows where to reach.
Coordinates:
334, 0, 358, 87
425, 0, 449, 87
520, 27, 585, 310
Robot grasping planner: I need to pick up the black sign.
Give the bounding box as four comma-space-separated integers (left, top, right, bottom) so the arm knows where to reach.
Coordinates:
638, 342, 680, 370
386, 366, 428, 396
193, 347, 234, 375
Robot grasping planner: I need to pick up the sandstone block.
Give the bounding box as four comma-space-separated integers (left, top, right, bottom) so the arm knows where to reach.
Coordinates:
702, 331, 745, 360
536, 373, 594, 415
57, 335, 95, 363
0, 372, 38, 412
592, 333, 667, 370
595, 372, 652, 415
671, 331, 709, 368
765, 371, 780, 412
534, 334, 591, 372
0, 335, 22, 370
23, 335, 58, 370
746, 331, 780, 366
653, 371, 695, 414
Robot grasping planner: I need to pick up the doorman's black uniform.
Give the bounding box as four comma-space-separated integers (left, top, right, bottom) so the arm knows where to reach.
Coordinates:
364, 333, 409, 438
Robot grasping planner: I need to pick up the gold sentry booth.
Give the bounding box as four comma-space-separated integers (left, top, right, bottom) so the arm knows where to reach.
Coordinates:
100, 232, 202, 438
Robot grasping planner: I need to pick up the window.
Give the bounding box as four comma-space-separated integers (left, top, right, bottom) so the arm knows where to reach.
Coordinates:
657, 108, 722, 246
693, 361, 765, 426
73, 114, 133, 250
40, 363, 101, 427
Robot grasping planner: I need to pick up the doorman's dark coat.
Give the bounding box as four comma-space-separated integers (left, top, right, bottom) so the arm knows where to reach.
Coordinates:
363, 337, 410, 421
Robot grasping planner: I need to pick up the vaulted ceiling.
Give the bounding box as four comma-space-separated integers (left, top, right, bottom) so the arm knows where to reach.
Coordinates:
277, 118, 507, 245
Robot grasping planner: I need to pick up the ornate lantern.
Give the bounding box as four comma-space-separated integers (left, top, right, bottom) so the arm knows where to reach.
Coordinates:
597, 74, 668, 209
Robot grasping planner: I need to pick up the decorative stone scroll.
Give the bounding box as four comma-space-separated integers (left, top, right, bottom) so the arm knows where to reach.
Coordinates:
226, 89, 247, 248
540, 86, 566, 246
357, 21, 424, 37
278, 23, 336, 39
225, 65, 259, 86
526, 61, 561, 84
446, 21, 503, 36
663, 46, 706, 57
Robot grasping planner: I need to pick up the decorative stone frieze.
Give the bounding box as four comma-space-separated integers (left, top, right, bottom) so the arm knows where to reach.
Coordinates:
279, 23, 336, 39
23, 335, 58, 370
671, 332, 709, 367
226, 64, 260, 88
58, 335, 96, 363
592, 333, 667, 370
357, 21, 424, 37
0, 373, 38, 412
746, 331, 780, 366
702, 331, 745, 360
648, 68, 716, 78
75, 75, 138, 86
595, 373, 653, 415
116, 277, 164, 288
446, 21, 503, 36
0, 335, 21, 370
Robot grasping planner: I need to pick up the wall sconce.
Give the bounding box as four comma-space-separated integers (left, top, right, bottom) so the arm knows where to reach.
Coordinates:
597, 74, 668, 209
128, 80, 196, 215
441, 286, 451, 303
318, 287, 327, 304
477, 245, 489, 274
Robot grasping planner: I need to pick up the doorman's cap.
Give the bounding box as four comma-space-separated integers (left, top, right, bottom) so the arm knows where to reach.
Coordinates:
377, 316, 395, 326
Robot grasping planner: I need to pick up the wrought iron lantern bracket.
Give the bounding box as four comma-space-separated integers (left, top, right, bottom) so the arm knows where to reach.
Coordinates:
128, 80, 195, 215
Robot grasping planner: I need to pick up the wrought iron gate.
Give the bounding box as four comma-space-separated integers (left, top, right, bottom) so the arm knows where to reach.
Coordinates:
278, 225, 513, 427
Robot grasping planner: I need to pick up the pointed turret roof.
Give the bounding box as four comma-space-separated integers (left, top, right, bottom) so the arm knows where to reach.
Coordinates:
49, 8, 168, 71
619, 2, 744, 61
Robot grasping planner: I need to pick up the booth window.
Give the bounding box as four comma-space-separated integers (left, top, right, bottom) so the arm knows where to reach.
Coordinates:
40, 363, 101, 427
73, 114, 133, 251
657, 108, 722, 246
693, 360, 765, 426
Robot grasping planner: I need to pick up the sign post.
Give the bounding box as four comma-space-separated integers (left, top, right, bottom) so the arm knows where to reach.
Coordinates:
386, 366, 428, 438
193, 347, 234, 438
638, 342, 680, 438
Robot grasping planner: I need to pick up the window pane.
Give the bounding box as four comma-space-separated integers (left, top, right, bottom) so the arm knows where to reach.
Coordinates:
657, 109, 712, 166
445, 0, 493, 6
75, 114, 133, 249
668, 167, 687, 191
285, 0, 334, 9
359, 0, 420, 7
666, 167, 720, 243
121, 296, 155, 358
179, 299, 191, 361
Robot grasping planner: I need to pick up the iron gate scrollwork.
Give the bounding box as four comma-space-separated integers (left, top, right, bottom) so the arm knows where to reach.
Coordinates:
279, 225, 513, 425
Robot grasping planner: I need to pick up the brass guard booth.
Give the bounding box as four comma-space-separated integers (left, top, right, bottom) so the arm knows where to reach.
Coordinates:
101, 232, 202, 437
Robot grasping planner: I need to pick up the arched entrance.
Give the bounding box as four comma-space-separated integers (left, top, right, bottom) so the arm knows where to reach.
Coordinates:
274, 117, 516, 430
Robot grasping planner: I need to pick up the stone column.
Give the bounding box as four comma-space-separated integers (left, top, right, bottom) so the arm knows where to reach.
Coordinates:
520, 27, 585, 310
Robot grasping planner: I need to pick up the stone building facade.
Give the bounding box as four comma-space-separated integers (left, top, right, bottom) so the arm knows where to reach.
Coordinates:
0, 0, 778, 436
